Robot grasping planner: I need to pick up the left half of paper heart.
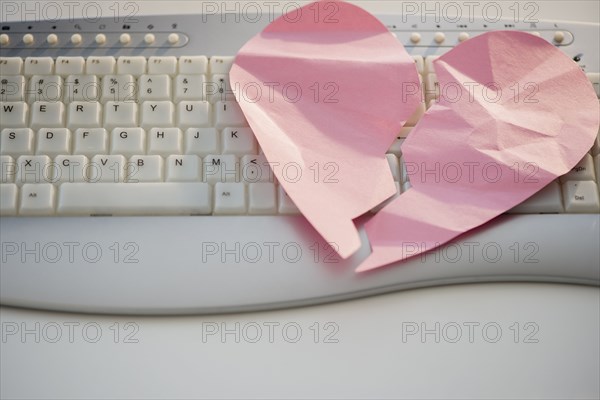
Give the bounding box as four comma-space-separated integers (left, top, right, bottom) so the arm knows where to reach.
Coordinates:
229, 0, 421, 258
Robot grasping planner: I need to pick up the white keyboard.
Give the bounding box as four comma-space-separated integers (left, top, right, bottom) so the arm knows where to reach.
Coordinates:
0, 12, 599, 314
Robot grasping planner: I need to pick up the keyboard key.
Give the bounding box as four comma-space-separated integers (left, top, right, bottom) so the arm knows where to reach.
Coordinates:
595, 155, 599, 183
166, 155, 201, 181
148, 127, 182, 156
560, 154, 596, 182
214, 182, 246, 214
508, 180, 564, 213
89, 155, 127, 183
397, 127, 412, 138
562, 180, 600, 213
57, 182, 212, 215
178, 56, 208, 74
0, 57, 24, 75
139, 74, 171, 101
399, 156, 411, 184
209, 56, 235, 74
67, 101, 102, 129
184, 128, 219, 156
148, 56, 177, 75
64, 75, 99, 102
104, 101, 138, 130
55, 57, 85, 76
16, 155, 53, 185
177, 101, 210, 129
53, 155, 88, 183
241, 154, 275, 183
0, 155, 16, 183
101, 74, 136, 102
117, 56, 147, 76
24, 57, 54, 76
222, 127, 257, 156
127, 155, 164, 182
0, 102, 28, 129
1, 128, 34, 156
30, 101, 65, 130
248, 182, 277, 214
86, 57, 116, 75
27, 75, 63, 102
203, 154, 238, 183
388, 138, 405, 156
587, 72, 599, 97
406, 101, 426, 126
215, 101, 247, 129
19, 183, 55, 215
0, 75, 26, 101
427, 98, 438, 109
386, 154, 400, 181
110, 128, 145, 157
207, 74, 234, 102
425, 56, 439, 74
140, 101, 174, 129
73, 128, 108, 157
174, 75, 206, 102
36, 128, 71, 157
278, 186, 300, 214
412, 55, 424, 74
0, 183, 18, 215
591, 132, 600, 156
424, 73, 439, 100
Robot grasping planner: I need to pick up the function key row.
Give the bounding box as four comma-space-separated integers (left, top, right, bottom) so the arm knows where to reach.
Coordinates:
0, 56, 235, 76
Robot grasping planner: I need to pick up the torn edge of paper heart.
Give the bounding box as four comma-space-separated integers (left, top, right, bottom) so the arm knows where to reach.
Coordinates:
357, 30, 600, 272
230, 0, 422, 258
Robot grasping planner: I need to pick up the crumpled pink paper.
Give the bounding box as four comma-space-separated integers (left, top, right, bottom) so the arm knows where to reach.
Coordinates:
357, 31, 600, 272
230, 0, 421, 258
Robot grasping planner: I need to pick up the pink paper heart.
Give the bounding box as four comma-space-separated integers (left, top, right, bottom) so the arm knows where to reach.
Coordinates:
358, 31, 600, 272
230, 0, 421, 258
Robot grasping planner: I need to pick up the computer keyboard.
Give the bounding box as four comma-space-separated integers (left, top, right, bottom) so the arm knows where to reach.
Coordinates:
0, 11, 599, 314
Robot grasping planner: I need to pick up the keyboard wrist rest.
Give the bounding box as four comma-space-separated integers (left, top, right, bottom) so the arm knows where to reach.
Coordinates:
1, 214, 598, 314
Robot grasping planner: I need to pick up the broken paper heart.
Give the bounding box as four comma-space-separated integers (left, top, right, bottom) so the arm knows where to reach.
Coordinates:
229, 0, 421, 258
357, 31, 600, 272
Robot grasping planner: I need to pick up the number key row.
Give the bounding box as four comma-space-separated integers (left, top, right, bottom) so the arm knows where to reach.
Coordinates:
1, 74, 231, 103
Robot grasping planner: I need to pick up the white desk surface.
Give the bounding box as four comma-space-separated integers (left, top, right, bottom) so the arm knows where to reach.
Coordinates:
2, 283, 599, 399
1, 2, 599, 399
